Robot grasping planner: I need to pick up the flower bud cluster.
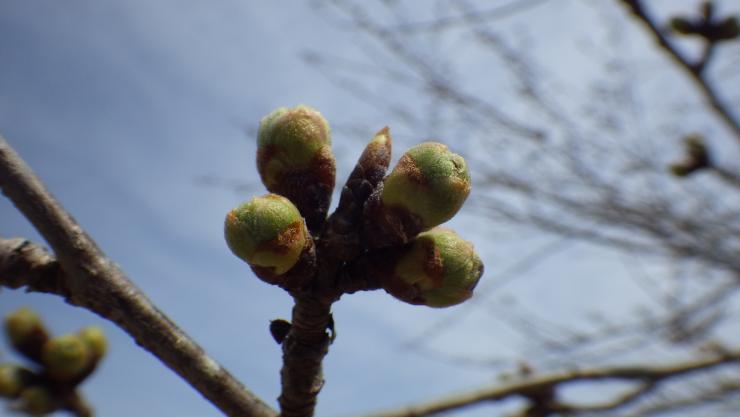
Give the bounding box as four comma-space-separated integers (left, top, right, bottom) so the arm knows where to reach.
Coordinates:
225, 105, 483, 307
1, 308, 107, 416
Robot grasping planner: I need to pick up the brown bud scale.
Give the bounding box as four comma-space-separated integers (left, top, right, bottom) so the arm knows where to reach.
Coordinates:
362, 185, 425, 249
251, 233, 317, 291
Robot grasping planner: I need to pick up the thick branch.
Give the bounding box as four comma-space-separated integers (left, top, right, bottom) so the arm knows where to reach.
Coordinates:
0, 137, 276, 417
358, 349, 740, 417
618, 0, 740, 142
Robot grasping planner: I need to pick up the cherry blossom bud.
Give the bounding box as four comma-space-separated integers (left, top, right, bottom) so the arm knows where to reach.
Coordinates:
257, 106, 336, 232
380, 228, 483, 308
225, 194, 316, 290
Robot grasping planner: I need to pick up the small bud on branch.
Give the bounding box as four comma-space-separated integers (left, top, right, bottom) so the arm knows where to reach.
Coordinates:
364, 142, 471, 248
257, 106, 336, 233
4, 308, 49, 364
374, 228, 484, 308
225, 193, 316, 290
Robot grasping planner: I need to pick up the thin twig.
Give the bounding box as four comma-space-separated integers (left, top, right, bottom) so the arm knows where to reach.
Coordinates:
617, 0, 740, 142
390, 0, 550, 33
356, 349, 740, 417
612, 379, 740, 417
0, 137, 276, 417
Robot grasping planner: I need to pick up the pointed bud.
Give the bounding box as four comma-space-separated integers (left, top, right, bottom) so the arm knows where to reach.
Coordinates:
78, 326, 107, 361
0, 364, 34, 398
257, 105, 336, 232
364, 142, 471, 248
225, 193, 316, 290
15, 386, 59, 416
41, 334, 91, 381
378, 228, 483, 308
4, 308, 49, 363
322, 128, 393, 260
356, 128, 393, 190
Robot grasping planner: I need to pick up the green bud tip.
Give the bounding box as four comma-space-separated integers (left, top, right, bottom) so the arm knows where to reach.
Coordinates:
17, 386, 58, 416
369, 127, 390, 148
78, 326, 108, 360
225, 193, 309, 275
42, 334, 91, 381
0, 364, 31, 398
356, 127, 392, 185
257, 105, 334, 190
4, 308, 45, 347
383, 228, 484, 308
381, 142, 471, 230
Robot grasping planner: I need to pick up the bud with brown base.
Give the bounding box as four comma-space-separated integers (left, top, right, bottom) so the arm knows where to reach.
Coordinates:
364, 142, 471, 248
257, 106, 336, 233
4, 308, 49, 363
373, 228, 484, 308
41, 334, 92, 382
225, 193, 316, 290
14, 385, 59, 416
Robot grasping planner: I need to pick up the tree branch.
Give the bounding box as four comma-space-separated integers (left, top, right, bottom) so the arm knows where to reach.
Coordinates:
276, 129, 390, 417
357, 349, 740, 417
278, 295, 332, 417
617, 0, 740, 142
0, 136, 277, 417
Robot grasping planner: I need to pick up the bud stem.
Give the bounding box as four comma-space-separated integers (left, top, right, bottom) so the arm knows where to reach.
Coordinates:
278, 296, 332, 417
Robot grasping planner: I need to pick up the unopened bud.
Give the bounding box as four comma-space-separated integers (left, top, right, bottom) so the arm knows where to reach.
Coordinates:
364, 142, 471, 248
322, 128, 393, 260
379, 228, 483, 308
225, 193, 316, 290
4, 308, 49, 363
42, 334, 91, 381
0, 364, 33, 398
257, 105, 336, 232
78, 326, 107, 361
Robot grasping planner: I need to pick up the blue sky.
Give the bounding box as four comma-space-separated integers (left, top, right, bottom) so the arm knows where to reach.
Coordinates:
2, 1, 738, 417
